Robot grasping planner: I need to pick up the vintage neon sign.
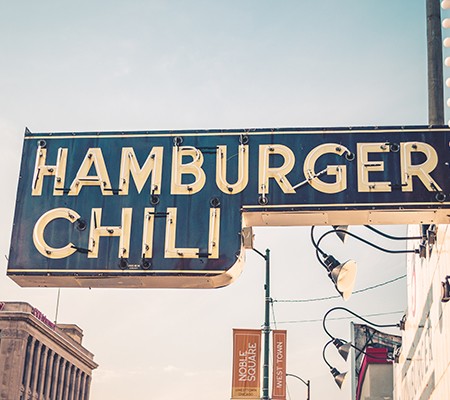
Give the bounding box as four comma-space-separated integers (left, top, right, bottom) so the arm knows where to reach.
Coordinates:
7, 126, 450, 288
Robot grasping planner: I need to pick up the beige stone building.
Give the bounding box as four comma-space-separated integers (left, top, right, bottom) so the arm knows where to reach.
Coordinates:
393, 224, 450, 399
0, 301, 98, 400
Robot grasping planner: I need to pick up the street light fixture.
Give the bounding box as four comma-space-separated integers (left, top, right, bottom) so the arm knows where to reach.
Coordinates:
286, 373, 311, 400
442, 275, 450, 302
311, 226, 421, 300
322, 339, 347, 389
310, 227, 357, 301
330, 337, 390, 364
321, 307, 402, 389
323, 306, 401, 365
331, 338, 352, 361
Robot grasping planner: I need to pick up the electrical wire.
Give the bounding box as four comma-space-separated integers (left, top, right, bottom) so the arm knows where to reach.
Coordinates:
274, 274, 406, 303
353, 274, 406, 295
270, 300, 278, 330
273, 310, 404, 325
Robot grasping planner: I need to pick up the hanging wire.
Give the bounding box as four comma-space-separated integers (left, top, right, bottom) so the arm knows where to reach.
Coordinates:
353, 274, 406, 294
274, 274, 406, 303
287, 384, 292, 400
274, 310, 404, 325
271, 300, 278, 330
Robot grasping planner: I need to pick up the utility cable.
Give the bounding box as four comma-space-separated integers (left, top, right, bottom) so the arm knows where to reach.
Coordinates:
353, 274, 406, 294
270, 301, 278, 330
274, 310, 404, 325
274, 274, 406, 303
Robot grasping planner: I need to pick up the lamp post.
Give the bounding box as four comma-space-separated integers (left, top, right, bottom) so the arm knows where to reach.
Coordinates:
286, 373, 310, 400
253, 248, 271, 400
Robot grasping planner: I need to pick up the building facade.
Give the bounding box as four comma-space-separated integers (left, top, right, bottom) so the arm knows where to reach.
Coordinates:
350, 324, 402, 400
0, 301, 98, 400
347, 224, 449, 400
393, 224, 450, 399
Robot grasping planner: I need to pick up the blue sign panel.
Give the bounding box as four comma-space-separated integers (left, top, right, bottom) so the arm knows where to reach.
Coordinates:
7, 126, 450, 288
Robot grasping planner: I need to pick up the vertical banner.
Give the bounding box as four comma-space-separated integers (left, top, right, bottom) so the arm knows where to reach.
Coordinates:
272, 330, 287, 400
231, 329, 262, 399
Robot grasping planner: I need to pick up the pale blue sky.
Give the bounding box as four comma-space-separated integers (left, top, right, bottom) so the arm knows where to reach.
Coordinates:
0, 1, 432, 399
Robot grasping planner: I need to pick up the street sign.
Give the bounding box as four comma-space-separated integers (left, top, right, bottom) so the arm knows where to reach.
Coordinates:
7, 126, 450, 288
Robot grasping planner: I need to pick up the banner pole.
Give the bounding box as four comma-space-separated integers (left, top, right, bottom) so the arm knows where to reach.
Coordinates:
263, 248, 271, 399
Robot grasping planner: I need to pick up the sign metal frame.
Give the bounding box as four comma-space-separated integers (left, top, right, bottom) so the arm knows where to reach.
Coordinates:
7, 126, 450, 288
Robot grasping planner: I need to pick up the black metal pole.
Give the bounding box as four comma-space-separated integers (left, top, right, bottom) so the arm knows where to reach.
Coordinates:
253, 248, 271, 399
263, 248, 270, 399
427, 0, 444, 124
286, 373, 311, 400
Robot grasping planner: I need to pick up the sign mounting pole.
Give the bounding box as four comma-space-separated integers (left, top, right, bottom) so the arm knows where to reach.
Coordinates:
253, 247, 271, 400
263, 248, 271, 400
427, 0, 444, 125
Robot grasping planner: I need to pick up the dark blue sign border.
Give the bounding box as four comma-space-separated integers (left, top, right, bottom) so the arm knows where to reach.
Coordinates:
7, 126, 450, 288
